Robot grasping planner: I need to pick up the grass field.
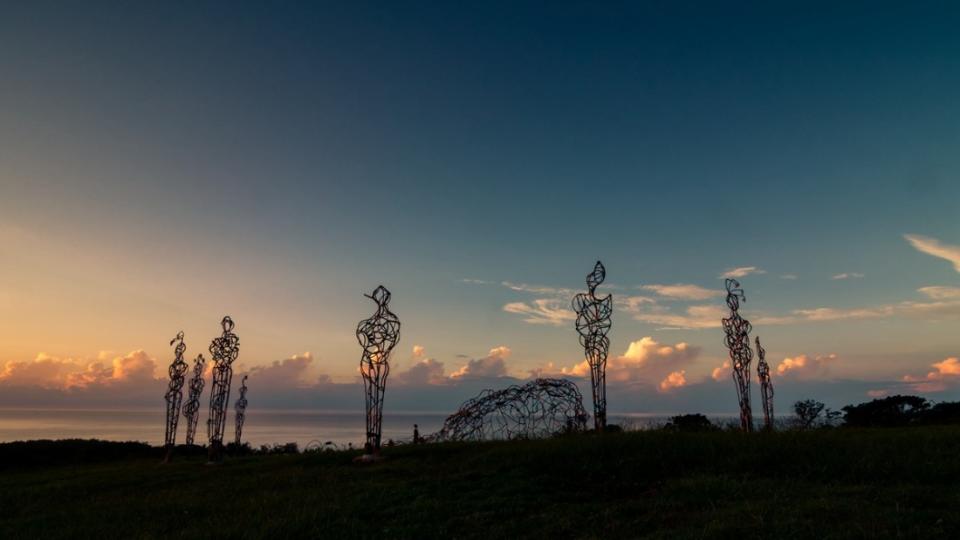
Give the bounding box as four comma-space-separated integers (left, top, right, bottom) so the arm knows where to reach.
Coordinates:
2, 427, 959, 539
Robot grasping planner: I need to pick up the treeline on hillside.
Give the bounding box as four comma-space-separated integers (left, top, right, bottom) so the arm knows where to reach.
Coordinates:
665, 395, 960, 432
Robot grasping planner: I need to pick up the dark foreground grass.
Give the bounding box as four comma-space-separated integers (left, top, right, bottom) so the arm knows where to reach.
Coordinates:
2, 427, 960, 539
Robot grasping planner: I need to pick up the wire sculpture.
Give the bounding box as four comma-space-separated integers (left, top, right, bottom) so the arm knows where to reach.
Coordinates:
207, 316, 239, 461
356, 286, 400, 454
722, 278, 754, 432
182, 353, 206, 446
163, 331, 189, 453
431, 378, 588, 442
756, 336, 774, 431
572, 261, 612, 431
234, 375, 249, 445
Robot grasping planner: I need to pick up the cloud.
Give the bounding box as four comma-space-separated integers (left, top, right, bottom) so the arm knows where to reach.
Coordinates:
831, 273, 864, 280
900, 357, 960, 393
720, 266, 766, 279
904, 234, 960, 272
503, 299, 576, 326
658, 370, 687, 392
0, 350, 162, 390
776, 353, 838, 379
396, 358, 448, 386
711, 359, 731, 381
791, 306, 894, 321
780, 274, 798, 280
0, 353, 86, 388
501, 281, 576, 297
459, 278, 492, 285
537, 337, 701, 387
412, 345, 425, 358
917, 286, 960, 300
247, 352, 330, 389
450, 346, 511, 379
640, 283, 722, 301
624, 303, 727, 330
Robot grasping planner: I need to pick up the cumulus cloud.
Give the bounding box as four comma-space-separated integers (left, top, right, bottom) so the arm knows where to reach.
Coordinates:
536, 337, 701, 388
720, 266, 766, 279
396, 358, 447, 385
503, 299, 575, 326
247, 352, 331, 389
658, 370, 687, 392
0, 350, 161, 390
711, 359, 731, 381
901, 357, 960, 393
640, 283, 722, 301
904, 234, 960, 272
450, 346, 511, 379
776, 353, 838, 379
831, 272, 864, 280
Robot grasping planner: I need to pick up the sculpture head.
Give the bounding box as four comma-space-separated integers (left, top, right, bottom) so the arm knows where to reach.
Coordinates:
221, 316, 235, 333
725, 278, 745, 310
586, 261, 606, 294
366, 285, 391, 307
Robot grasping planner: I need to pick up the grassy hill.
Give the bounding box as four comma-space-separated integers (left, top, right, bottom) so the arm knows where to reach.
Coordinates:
2, 427, 960, 538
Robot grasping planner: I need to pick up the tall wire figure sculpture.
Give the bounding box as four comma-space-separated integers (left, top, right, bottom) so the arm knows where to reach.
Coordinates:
572, 261, 613, 431
756, 336, 774, 431
234, 375, 248, 446
182, 353, 206, 446
163, 331, 189, 461
356, 286, 400, 455
722, 279, 754, 432
207, 316, 239, 461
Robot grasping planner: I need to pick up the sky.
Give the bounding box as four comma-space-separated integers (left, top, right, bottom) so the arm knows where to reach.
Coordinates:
1, 1, 958, 415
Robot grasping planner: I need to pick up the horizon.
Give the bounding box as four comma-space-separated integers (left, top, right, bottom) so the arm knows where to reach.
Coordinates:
1, 2, 959, 427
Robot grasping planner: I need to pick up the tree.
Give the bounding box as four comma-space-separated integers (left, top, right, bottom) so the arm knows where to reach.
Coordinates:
793, 399, 825, 430
842, 395, 930, 428
664, 413, 716, 432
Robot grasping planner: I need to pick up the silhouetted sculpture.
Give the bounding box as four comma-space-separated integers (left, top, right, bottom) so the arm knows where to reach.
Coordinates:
182, 353, 206, 445
234, 375, 248, 446
207, 316, 239, 461
756, 336, 774, 431
722, 279, 754, 432
572, 261, 612, 431
163, 331, 188, 460
413, 424, 421, 444
356, 286, 400, 455
432, 378, 588, 442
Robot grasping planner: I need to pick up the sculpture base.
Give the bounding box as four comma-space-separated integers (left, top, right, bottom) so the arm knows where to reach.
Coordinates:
207, 440, 224, 463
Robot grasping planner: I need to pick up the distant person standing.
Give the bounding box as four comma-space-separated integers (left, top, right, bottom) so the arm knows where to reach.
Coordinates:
413, 424, 421, 444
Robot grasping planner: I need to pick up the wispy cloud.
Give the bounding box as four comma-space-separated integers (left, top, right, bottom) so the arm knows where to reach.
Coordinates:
831, 272, 864, 280
640, 283, 722, 301
719, 266, 766, 279
501, 281, 577, 297
503, 299, 575, 326
904, 234, 960, 272
917, 286, 960, 300
459, 278, 492, 285
780, 274, 798, 280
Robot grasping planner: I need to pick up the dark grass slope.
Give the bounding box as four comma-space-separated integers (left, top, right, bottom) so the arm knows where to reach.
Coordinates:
2, 427, 959, 539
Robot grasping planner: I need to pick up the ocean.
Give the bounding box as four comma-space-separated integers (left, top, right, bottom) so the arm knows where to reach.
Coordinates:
0, 408, 674, 448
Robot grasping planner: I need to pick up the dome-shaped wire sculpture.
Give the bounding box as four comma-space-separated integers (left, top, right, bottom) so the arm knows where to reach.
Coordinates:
431, 378, 589, 442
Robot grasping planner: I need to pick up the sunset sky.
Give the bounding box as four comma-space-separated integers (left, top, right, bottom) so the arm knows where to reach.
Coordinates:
1, 2, 958, 413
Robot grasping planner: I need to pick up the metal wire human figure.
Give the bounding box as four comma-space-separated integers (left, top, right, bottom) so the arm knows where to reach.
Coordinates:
756, 336, 775, 431
356, 286, 400, 454
722, 279, 754, 432
572, 261, 613, 431
163, 331, 189, 454
207, 316, 239, 461
234, 375, 248, 446
182, 353, 206, 445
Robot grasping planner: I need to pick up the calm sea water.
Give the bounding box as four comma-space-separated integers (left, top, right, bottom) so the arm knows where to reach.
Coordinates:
0, 408, 673, 448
